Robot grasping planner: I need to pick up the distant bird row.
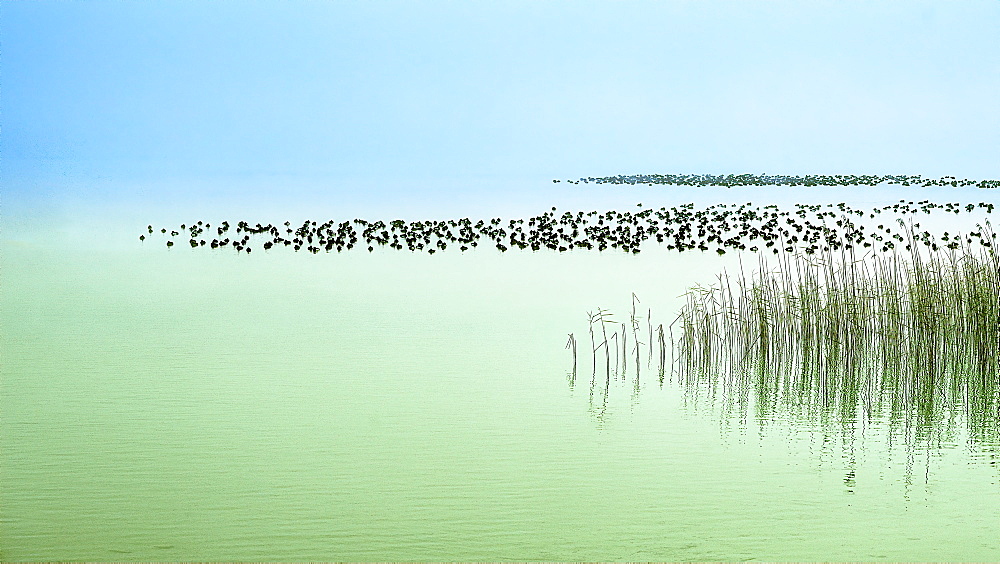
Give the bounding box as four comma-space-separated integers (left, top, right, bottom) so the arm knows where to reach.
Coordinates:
554, 173, 1000, 189
143, 200, 997, 256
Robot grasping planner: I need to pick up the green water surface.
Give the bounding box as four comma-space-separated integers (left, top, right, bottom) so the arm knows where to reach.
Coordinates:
3, 236, 1000, 561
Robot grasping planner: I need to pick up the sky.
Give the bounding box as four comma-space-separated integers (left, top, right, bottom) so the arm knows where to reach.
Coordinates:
3, 0, 999, 224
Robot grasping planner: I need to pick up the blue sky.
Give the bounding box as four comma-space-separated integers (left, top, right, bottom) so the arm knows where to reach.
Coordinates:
3, 0, 999, 221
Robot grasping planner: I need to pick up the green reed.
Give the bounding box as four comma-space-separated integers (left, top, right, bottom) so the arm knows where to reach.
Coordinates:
565, 333, 577, 386
671, 220, 1000, 448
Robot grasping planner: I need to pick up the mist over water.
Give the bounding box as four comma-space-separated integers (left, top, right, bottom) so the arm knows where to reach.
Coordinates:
4, 180, 1000, 560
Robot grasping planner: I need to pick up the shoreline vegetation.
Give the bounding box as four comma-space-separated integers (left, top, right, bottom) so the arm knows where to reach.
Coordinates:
571, 225, 1000, 456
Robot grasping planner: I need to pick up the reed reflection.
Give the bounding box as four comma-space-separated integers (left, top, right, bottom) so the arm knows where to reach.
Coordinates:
567, 298, 668, 426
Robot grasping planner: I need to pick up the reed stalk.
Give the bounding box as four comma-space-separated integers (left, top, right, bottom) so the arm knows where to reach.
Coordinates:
565, 333, 577, 384
647, 308, 654, 367
621, 323, 627, 376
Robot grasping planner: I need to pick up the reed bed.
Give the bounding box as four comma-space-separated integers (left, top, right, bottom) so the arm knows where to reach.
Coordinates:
670, 220, 1000, 448
571, 220, 1000, 451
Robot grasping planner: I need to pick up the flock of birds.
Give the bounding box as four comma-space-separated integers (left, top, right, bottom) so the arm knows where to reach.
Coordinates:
554, 173, 1000, 189
142, 199, 998, 256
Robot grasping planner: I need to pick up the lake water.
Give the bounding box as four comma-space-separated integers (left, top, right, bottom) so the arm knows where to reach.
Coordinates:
3, 185, 1000, 560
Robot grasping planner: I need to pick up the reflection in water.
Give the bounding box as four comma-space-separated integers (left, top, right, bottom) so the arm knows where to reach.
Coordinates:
570, 227, 1000, 479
